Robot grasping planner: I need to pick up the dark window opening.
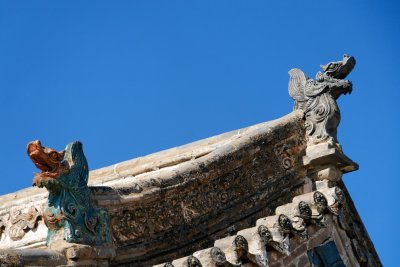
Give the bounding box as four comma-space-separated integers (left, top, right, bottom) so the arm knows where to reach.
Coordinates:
307, 240, 346, 267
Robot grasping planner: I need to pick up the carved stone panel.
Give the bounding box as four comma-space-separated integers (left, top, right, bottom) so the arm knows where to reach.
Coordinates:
8, 206, 41, 241
106, 121, 308, 265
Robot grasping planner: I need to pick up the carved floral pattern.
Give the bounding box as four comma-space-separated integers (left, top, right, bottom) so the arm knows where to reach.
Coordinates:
110, 151, 305, 244
107, 131, 307, 265
111, 171, 262, 241
273, 136, 306, 170
8, 206, 41, 241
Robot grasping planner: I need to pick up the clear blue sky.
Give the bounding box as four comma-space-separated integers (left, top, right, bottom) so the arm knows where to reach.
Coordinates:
0, 1, 398, 265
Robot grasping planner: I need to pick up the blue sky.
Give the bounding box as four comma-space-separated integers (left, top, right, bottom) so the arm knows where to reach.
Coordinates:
0, 1, 398, 265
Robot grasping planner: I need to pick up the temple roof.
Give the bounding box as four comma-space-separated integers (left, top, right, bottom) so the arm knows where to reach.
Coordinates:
0, 108, 380, 266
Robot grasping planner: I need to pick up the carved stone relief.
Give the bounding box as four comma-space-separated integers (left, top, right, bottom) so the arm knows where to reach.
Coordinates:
157, 187, 347, 267
8, 206, 41, 241
273, 135, 306, 170
110, 160, 300, 244
106, 130, 307, 266
288, 54, 356, 145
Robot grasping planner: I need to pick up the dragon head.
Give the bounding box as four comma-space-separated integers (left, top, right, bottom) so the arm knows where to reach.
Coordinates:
320, 54, 356, 79
27, 140, 65, 173
27, 140, 89, 190
27, 140, 67, 188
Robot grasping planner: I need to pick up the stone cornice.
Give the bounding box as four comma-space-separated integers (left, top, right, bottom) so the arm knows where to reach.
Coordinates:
0, 110, 304, 210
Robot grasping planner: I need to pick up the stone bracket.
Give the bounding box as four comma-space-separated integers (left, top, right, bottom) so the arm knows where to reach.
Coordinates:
302, 143, 358, 174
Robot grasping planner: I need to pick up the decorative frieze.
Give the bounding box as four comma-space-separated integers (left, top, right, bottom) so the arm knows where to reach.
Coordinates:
155, 187, 345, 267
273, 135, 306, 170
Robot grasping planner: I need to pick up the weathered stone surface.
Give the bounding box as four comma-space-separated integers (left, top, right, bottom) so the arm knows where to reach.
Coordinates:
0, 248, 67, 266
157, 186, 353, 267
303, 143, 358, 173
8, 205, 41, 241
107, 111, 308, 266
0, 201, 47, 250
